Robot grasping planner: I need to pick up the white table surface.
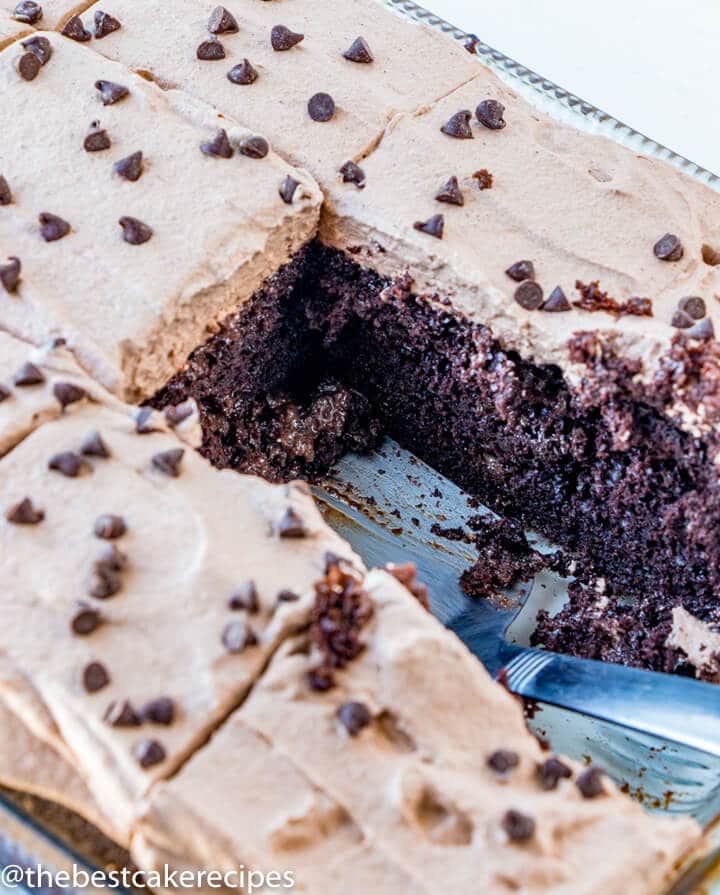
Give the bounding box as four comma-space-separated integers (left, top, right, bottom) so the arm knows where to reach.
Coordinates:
433, 0, 719, 176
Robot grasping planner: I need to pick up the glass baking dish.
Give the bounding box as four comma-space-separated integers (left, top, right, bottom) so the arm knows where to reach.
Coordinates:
1, 2, 719, 892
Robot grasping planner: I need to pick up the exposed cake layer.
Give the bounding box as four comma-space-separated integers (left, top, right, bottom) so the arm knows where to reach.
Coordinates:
78, 0, 479, 189
134, 566, 700, 895
0, 32, 321, 399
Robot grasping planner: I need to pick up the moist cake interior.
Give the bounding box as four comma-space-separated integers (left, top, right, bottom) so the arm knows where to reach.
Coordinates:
151, 240, 720, 677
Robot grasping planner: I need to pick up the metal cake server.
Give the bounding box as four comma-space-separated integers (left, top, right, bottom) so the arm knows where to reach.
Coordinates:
315, 439, 720, 761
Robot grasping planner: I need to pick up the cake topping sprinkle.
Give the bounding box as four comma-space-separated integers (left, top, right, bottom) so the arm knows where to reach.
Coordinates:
678, 295, 706, 320
48, 451, 88, 478
222, 620, 258, 653
70, 603, 102, 636
514, 280, 544, 310
653, 232, 683, 262
119, 216, 153, 245
413, 214, 444, 239
12, 1, 42, 24
279, 175, 300, 204
271, 25, 304, 51
94, 11, 121, 39
542, 285, 571, 312
227, 59, 258, 85
505, 260, 535, 282
440, 110, 473, 139
134, 738, 166, 768
339, 161, 366, 188
238, 135, 269, 159
113, 150, 144, 181
229, 580, 259, 613
435, 176, 464, 206
576, 765, 606, 798
141, 697, 176, 725
14, 362, 45, 386
308, 92, 336, 122
17, 52, 41, 82
0, 257, 21, 293
276, 506, 308, 538
337, 701, 372, 736
208, 6, 239, 35
53, 381, 87, 409
537, 756, 573, 790
0, 176, 11, 205
473, 168, 494, 190
83, 661, 110, 693
39, 213, 71, 242
21, 36, 52, 66
105, 700, 141, 727
343, 36, 374, 64
200, 129, 234, 158
84, 123, 111, 152
95, 80, 129, 105
197, 39, 226, 61
501, 809, 536, 842
6, 497, 44, 525
152, 448, 185, 478
94, 514, 127, 540
476, 99, 506, 130
487, 749, 520, 775
61, 14, 91, 42
80, 430, 111, 458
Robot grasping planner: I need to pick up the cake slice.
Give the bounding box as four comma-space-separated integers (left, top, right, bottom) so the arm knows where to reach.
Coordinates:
134, 564, 702, 894
0, 32, 321, 399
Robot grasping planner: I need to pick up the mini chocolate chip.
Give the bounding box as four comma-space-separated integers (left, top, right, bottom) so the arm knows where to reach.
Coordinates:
222, 620, 257, 653
678, 295, 706, 319
141, 697, 175, 725
576, 765, 606, 798
276, 506, 307, 538
337, 701, 372, 736
95, 80, 129, 105
49, 451, 88, 478
89, 562, 122, 599
0, 257, 21, 293
83, 661, 110, 693
227, 59, 258, 85
81, 430, 111, 458
688, 317, 715, 341
0, 176, 11, 205
208, 5, 238, 34
440, 110, 473, 139
119, 216, 153, 245
473, 168, 493, 190
39, 212, 70, 242
228, 580, 259, 613
505, 259, 534, 282
94, 514, 127, 540
134, 738, 166, 768
276, 589, 299, 603
113, 150, 143, 181
84, 124, 111, 152
164, 401, 194, 426
13, 1, 42, 24
487, 749, 520, 775
98, 543, 127, 572
542, 286, 571, 312
14, 362, 45, 386
654, 232, 683, 262
308, 92, 335, 122
105, 700, 141, 727
197, 38, 225, 60
434, 176, 464, 206
94, 10, 121, 38
0, 386, 11, 403
279, 175, 300, 204
476, 99, 506, 130
62, 14, 91, 41
53, 381, 86, 408
339, 161, 365, 188
307, 665, 334, 691
672, 309, 694, 329
152, 448, 185, 477
70, 603, 102, 636
413, 214, 444, 239
238, 135, 269, 159
501, 809, 535, 842
21, 36, 52, 65
537, 756, 572, 791
343, 36, 373, 63
134, 407, 159, 433
271, 24, 304, 51
6, 497, 44, 525
200, 129, 233, 158
17, 52, 41, 82
514, 280, 544, 310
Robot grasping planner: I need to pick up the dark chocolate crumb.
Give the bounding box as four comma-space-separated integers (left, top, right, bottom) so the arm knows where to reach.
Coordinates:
80, 430, 111, 458
537, 756, 572, 791
573, 280, 653, 317
576, 765, 606, 798
14, 361, 45, 386
16, 51, 41, 82
105, 700, 141, 727
0, 176, 11, 205
70, 603, 102, 636
279, 175, 300, 204
200, 129, 233, 158
222, 620, 258, 653
434, 175, 464, 206
6, 497, 44, 525
501, 809, 535, 842
95, 80, 129, 105
678, 295, 706, 320
385, 562, 429, 609
151, 448, 185, 478
440, 110, 473, 139
94, 10, 121, 38
141, 697, 175, 725
343, 36, 373, 63
307, 92, 335, 122
82, 661, 110, 693
514, 280, 544, 310
413, 214, 444, 239
654, 232, 683, 262
542, 285, 571, 312
476, 99, 506, 130
134, 738, 166, 768
61, 14, 91, 41
505, 259, 534, 282
0, 257, 21, 293
48, 451, 88, 478
487, 749, 520, 775
276, 506, 307, 538
472, 168, 493, 190
12, 1, 42, 24
119, 216, 153, 245
21, 35, 52, 65
238, 135, 269, 159
197, 39, 226, 61
39, 212, 70, 242
94, 514, 127, 540
271, 25, 304, 51
339, 160, 365, 188
113, 150, 143, 181
464, 34, 480, 54
337, 701, 372, 736
83, 123, 111, 152
208, 5, 238, 34
277, 588, 300, 603
228, 580, 259, 613
227, 59, 258, 85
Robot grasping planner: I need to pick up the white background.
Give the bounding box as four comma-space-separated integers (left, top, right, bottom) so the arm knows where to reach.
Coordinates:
433, 0, 719, 175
